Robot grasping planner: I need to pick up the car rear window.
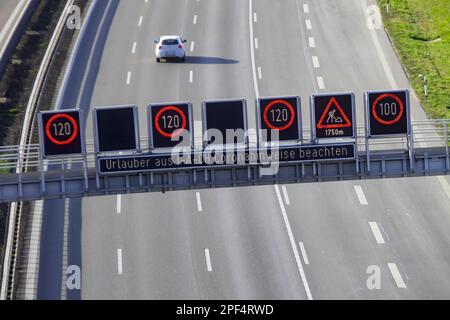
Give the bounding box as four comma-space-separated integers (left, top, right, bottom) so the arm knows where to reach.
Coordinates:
162, 39, 179, 45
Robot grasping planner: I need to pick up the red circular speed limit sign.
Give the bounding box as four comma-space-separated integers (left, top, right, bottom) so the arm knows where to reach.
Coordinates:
155, 105, 187, 138
263, 99, 296, 131
372, 93, 404, 125
45, 113, 79, 146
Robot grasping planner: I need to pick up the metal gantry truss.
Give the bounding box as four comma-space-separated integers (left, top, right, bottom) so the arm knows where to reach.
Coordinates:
0, 120, 449, 204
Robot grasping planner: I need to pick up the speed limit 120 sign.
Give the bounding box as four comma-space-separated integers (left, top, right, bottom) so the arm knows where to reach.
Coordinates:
39, 109, 83, 158
257, 96, 301, 143
148, 102, 193, 149
366, 90, 410, 137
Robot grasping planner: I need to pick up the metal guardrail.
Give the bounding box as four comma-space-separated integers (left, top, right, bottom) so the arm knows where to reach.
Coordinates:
0, 0, 76, 300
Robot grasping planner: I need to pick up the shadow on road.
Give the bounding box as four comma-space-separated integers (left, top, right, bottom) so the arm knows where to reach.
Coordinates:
167, 56, 239, 64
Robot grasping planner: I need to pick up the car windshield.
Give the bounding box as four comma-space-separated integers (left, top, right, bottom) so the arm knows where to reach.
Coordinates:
161, 39, 179, 45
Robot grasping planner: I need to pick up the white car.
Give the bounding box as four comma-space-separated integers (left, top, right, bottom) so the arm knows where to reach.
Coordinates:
154, 35, 187, 62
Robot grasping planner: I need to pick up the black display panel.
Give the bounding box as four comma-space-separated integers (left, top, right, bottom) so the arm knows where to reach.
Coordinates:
149, 103, 192, 149
40, 110, 83, 157
258, 96, 301, 143
367, 90, 410, 137
203, 99, 247, 146
312, 93, 355, 139
95, 106, 138, 153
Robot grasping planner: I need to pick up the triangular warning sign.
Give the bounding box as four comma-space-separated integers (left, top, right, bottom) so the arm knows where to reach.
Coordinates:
317, 97, 352, 129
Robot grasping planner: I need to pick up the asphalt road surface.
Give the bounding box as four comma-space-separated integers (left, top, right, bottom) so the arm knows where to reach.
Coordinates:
36, 0, 450, 300
0, 0, 19, 32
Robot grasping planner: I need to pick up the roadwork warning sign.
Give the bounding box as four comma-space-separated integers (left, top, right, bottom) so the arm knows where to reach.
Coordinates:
312, 93, 355, 139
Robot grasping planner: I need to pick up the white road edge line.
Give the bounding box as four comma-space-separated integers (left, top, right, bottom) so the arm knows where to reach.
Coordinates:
387, 263, 407, 288
249, 0, 260, 97
275, 185, 313, 300
305, 19, 312, 30
312, 56, 320, 68
117, 249, 123, 275
437, 176, 450, 199
281, 186, 290, 205
196, 192, 203, 212
360, 0, 397, 89
317, 76, 325, 89
308, 37, 315, 48
354, 185, 368, 205
117, 195, 122, 214
204, 248, 213, 272
369, 222, 385, 244
303, 4, 309, 13
298, 242, 310, 265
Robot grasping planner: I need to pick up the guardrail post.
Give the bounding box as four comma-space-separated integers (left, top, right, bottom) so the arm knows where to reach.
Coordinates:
445, 122, 449, 172
408, 128, 415, 173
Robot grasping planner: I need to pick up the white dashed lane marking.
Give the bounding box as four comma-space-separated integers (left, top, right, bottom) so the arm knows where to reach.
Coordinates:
354, 185, 368, 205
312, 56, 320, 68
387, 263, 407, 288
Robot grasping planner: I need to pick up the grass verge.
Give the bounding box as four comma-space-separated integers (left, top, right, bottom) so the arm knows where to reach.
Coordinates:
377, 0, 450, 119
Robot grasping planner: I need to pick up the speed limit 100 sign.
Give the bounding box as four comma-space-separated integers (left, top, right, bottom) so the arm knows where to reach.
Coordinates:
39, 110, 83, 158
366, 90, 410, 137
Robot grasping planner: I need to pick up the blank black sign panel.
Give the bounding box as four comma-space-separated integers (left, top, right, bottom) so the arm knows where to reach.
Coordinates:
41, 110, 82, 157
150, 103, 192, 149
96, 107, 137, 152
258, 96, 301, 142
203, 100, 247, 145
313, 93, 355, 139
367, 90, 409, 137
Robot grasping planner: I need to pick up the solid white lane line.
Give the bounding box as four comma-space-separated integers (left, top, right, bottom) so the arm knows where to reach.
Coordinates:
317, 76, 325, 89
254, 37, 259, 49
193, 15, 198, 25
312, 56, 320, 68
132, 42, 137, 54
254, 12, 257, 23
281, 186, 290, 206
258, 67, 262, 80
190, 41, 195, 52
189, 70, 193, 83
308, 37, 315, 48
437, 176, 450, 199
117, 195, 122, 214
387, 263, 407, 288
298, 242, 310, 265
196, 192, 203, 212
275, 185, 313, 300
126, 71, 131, 85
354, 185, 368, 205
117, 249, 123, 275
369, 222, 385, 244
360, 0, 397, 89
138, 16, 143, 27
204, 249, 212, 272
305, 19, 312, 30
303, 4, 309, 13
249, 0, 260, 97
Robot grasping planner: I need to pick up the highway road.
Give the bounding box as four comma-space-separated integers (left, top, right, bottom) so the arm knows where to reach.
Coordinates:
0, 0, 19, 32
36, 0, 450, 300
